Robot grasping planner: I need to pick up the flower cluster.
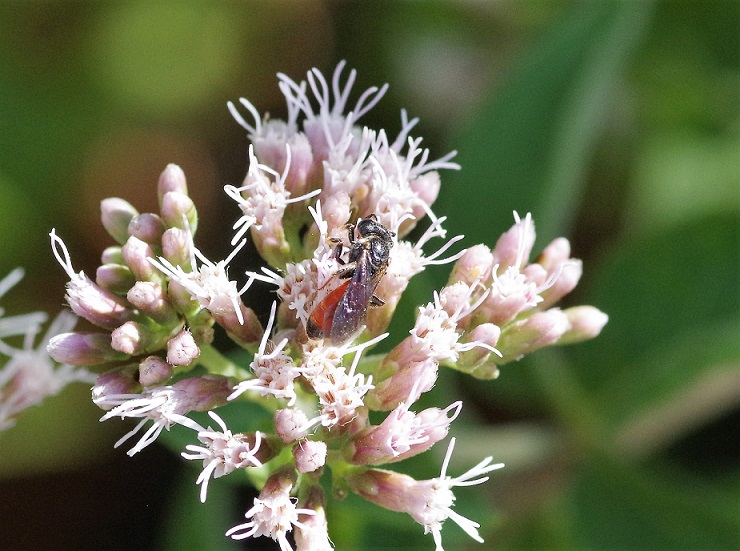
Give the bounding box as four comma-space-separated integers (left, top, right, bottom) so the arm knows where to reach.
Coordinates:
46, 63, 607, 550
0, 269, 94, 430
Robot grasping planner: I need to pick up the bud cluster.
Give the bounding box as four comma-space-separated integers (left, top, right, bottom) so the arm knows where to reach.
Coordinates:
42, 64, 607, 550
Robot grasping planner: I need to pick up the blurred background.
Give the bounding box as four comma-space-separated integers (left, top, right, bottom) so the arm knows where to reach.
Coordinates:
0, 1, 737, 550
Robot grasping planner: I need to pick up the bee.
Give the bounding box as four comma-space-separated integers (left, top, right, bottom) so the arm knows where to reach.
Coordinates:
306, 214, 395, 346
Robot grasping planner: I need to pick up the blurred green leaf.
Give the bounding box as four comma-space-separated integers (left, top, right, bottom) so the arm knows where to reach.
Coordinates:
568, 456, 740, 550
159, 466, 242, 551
441, 1, 654, 243
571, 211, 739, 388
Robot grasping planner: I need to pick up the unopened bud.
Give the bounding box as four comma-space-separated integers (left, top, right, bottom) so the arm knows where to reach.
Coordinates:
122, 236, 159, 282
111, 321, 165, 356
96, 264, 136, 294
161, 227, 192, 268
127, 281, 178, 325
166, 329, 200, 366
157, 164, 188, 205
48, 332, 129, 365
170, 375, 233, 412
128, 213, 166, 245
92, 366, 141, 407
497, 309, 570, 363
293, 440, 327, 473
558, 306, 608, 344
101, 198, 139, 245
449, 244, 493, 286
274, 407, 309, 443
138, 355, 173, 386
101, 246, 124, 264
161, 191, 197, 234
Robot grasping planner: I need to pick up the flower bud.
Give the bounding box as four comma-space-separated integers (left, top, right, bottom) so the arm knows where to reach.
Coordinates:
111, 321, 166, 356
47, 332, 129, 365
128, 213, 166, 245
101, 246, 124, 264
448, 244, 493, 287
101, 198, 139, 245
558, 306, 608, 345
161, 191, 198, 234
161, 227, 192, 268
138, 355, 173, 386
293, 440, 327, 473
122, 236, 159, 282
92, 366, 141, 408
496, 309, 570, 363
170, 375, 233, 412
166, 329, 200, 366
96, 264, 136, 294
539, 259, 583, 309
157, 164, 188, 205
274, 407, 309, 443
127, 281, 178, 326
212, 303, 264, 348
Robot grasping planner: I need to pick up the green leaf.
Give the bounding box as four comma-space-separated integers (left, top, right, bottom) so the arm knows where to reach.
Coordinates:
158, 467, 243, 551
441, 1, 655, 244
568, 456, 740, 550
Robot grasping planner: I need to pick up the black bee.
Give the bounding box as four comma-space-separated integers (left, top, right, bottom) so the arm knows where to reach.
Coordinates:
307, 214, 394, 345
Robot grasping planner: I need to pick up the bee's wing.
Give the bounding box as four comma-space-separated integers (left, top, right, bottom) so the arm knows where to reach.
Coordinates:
330, 252, 377, 345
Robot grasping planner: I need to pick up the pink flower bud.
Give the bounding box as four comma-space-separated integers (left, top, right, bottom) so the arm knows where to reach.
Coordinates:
161, 227, 192, 268
211, 303, 264, 348
92, 366, 141, 408
161, 191, 198, 234
96, 264, 136, 294
111, 321, 164, 356
157, 164, 188, 204
121, 236, 159, 282
128, 213, 166, 245
559, 306, 608, 344
167, 280, 199, 315
127, 281, 178, 325
449, 244, 494, 287
497, 309, 570, 363
138, 356, 173, 386
100, 198, 139, 245
539, 259, 583, 309
170, 375, 233, 412
274, 407, 309, 443
47, 332, 129, 365
293, 440, 327, 473
166, 329, 200, 366
536, 236, 571, 272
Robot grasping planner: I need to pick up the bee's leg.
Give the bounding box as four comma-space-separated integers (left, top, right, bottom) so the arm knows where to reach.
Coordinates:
369, 294, 385, 307
336, 261, 358, 279
346, 222, 356, 244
